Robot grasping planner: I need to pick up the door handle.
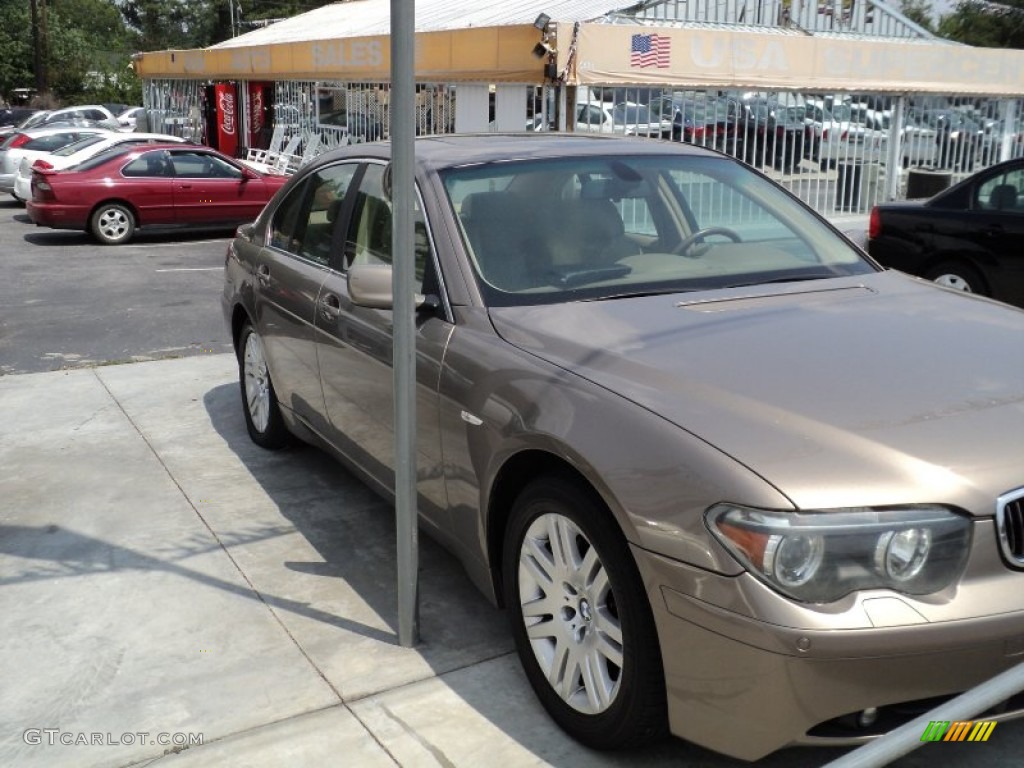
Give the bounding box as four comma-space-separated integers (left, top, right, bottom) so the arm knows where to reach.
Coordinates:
256, 264, 271, 286
319, 293, 342, 321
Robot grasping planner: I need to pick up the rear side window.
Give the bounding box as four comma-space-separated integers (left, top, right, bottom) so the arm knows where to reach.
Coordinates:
268, 162, 358, 266
75, 147, 134, 172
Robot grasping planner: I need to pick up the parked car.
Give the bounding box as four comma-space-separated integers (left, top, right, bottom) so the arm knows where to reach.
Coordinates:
734, 97, 813, 172
31, 104, 120, 131
858, 108, 939, 167
649, 93, 738, 150
0, 107, 38, 129
26, 143, 289, 244
804, 99, 887, 168
868, 156, 1024, 305
912, 108, 990, 171
11, 131, 188, 202
0, 126, 116, 198
116, 107, 146, 131
574, 101, 673, 139
223, 133, 1024, 761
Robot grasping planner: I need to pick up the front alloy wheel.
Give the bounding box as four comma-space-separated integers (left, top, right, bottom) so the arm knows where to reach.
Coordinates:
504, 476, 666, 749
519, 512, 623, 715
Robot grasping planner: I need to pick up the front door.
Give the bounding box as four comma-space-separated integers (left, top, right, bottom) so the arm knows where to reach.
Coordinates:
314, 161, 452, 519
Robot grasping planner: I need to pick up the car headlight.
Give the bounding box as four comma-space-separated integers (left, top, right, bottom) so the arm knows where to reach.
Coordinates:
706, 504, 971, 603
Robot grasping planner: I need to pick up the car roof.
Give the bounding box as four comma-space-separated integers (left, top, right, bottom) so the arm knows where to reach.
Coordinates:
18, 125, 117, 139
306, 133, 718, 175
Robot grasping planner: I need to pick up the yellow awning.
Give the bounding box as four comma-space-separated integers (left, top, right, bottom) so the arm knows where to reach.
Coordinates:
133, 25, 546, 83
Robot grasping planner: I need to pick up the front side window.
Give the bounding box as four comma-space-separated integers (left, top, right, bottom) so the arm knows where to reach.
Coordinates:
443, 154, 874, 305
344, 163, 429, 290
168, 151, 242, 179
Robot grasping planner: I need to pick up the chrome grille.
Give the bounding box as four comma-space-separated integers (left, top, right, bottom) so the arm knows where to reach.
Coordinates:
996, 488, 1024, 566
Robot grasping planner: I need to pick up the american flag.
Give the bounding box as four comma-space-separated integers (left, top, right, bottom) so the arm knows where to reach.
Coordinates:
630, 33, 671, 69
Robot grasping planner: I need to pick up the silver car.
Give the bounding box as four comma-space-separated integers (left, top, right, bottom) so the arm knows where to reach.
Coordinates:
222, 134, 1024, 760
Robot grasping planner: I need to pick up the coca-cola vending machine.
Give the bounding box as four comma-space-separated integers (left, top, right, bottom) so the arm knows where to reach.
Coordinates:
247, 82, 272, 150
213, 83, 239, 157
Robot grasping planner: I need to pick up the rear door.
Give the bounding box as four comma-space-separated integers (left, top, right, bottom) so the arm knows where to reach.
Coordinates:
251, 162, 360, 431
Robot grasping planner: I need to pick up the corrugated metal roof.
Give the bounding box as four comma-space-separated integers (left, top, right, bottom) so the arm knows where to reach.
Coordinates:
214, 0, 636, 48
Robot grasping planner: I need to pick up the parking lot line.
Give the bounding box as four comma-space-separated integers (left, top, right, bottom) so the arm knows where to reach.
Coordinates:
155, 267, 223, 273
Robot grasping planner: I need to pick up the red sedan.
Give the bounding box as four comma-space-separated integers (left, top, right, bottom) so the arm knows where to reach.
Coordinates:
27, 143, 290, 244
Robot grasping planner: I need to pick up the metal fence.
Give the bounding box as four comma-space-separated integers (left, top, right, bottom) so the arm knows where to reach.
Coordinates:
570, 86, 1024, 215
142, 78, 1024, 215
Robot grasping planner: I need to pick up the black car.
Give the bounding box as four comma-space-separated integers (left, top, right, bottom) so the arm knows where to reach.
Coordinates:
0, 107, 38, 128
733, 98, 812, 173
867, 156, 1024, 307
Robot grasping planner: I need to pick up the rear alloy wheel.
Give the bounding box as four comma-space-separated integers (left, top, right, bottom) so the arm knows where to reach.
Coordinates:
90, 203, 136, 245
238, 322, 289, 449
503, 476, 666, 749
923, 262, 987, 295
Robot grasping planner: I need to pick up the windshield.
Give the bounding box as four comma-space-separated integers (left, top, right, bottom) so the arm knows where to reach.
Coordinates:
442, 154, 874, 307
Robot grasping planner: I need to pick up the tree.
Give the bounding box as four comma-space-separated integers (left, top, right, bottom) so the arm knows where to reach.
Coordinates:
0, 0, 35, 102
937, 0, 1024, 48
899, 0, 936, 31
119, 0, 218, 52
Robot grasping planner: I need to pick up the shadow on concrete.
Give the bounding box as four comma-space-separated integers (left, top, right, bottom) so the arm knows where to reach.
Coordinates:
198, 380, 856, 768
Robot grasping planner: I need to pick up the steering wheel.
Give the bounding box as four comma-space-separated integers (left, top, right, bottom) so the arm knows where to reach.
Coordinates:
675, 226, 742, 255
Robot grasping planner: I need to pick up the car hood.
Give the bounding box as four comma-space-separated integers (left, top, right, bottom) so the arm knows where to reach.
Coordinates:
488, 272, 1024, 513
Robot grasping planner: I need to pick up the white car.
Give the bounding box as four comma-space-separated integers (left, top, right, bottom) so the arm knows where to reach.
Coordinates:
859, 109, 939, 167
12, 132, 187, 202
0, 126, 116, 199
804, 99, 887, 168
574, 101, 673, 138
116, 107, 146, 131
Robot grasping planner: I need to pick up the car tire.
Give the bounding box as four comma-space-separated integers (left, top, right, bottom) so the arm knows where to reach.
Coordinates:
238, 322, 290, 449
923, 262, 988, 295
90, 203, 135, 245
503, 475, 667, 749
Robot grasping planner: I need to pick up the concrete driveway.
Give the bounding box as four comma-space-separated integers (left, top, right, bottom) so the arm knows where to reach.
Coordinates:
2, 354, 1021, 768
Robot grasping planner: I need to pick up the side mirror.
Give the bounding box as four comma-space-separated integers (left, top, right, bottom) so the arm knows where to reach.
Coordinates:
347, 263, 434, 312
348, 263, 394, 309
241, 167, 259, 180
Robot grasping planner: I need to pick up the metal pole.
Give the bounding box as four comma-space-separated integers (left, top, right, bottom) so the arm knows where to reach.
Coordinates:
822, 660, 1024, 768
390, 0, 419, 648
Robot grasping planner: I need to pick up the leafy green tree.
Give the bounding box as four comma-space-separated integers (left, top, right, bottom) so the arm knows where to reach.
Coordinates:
938, 0, 1024, 48
899, 0, 936, 31
120, 0, 218, 51
0, 0, 35, 103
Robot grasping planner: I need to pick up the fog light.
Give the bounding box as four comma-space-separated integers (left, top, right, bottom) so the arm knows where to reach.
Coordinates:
764, 534, 824, 588
875, 528, 931, 582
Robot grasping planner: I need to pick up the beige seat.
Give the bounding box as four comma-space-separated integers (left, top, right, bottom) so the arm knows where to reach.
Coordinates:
460, 192, 548, 291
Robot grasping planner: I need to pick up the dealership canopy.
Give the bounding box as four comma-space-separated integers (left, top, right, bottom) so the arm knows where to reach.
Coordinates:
131, 0, 1024, 96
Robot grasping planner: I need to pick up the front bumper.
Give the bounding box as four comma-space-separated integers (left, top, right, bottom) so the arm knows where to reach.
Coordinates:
632, 520, 1024, 761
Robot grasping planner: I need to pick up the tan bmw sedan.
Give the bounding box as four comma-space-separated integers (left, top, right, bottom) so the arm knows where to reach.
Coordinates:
222, 133, 1024, 761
